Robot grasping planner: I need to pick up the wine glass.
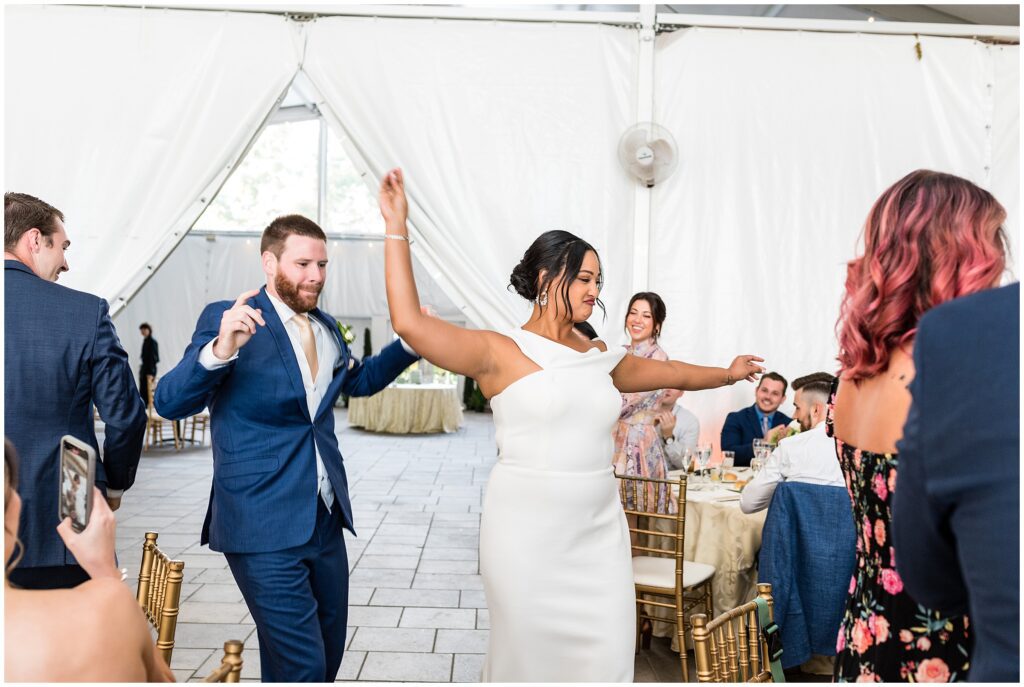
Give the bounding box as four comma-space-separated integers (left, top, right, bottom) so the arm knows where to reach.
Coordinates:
696, 443, 713, 484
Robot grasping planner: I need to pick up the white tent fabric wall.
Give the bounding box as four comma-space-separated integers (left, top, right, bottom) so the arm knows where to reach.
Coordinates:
114, 234, 463, 378
302, 17, 639, 339
650, 27, 1020, 440
4, 5, 300, 304
991, 43, 1021, 263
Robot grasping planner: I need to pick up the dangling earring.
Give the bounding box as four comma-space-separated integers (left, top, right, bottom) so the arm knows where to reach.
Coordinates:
538, 291, 548, 307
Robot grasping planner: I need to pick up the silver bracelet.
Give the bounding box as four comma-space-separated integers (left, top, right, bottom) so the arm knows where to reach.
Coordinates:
384, 233, 414, 245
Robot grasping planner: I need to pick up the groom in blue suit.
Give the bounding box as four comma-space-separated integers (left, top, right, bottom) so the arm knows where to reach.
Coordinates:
156, 215, 418, 682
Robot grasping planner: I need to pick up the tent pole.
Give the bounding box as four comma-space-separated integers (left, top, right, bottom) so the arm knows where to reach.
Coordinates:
630, 4, 656, 296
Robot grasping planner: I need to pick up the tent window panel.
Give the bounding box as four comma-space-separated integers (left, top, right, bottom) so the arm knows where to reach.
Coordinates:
197, 119, 320, 231
325, 127, 383, 234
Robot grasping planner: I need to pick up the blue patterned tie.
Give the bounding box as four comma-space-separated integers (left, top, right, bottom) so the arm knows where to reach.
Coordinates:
761, 416, 769, 437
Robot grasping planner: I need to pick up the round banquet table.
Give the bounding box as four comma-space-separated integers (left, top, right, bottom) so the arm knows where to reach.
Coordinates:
648, 469, 767, 648
347, 383, 464, 434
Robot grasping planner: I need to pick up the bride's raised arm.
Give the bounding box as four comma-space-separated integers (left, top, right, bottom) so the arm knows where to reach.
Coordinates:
379, 168, 497, 383
611, 351, 765, 393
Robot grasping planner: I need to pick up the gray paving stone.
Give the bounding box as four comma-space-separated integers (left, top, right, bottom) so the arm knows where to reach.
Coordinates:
169, 647, 219, 671
369, 534, 428, 547
348, 627, 436, 652
347, 605, 402, 628
173, 668, 195, 682
413, 573, 484, 591
189, 583, 247, 603
178, 553, 229, 569
420, 547, 478, 561
358, 652, 453, 682
179, 601, 251, 624
370, 588, 460, 608
362, 543, 423, 557
356, 555, 420, 569
417, 559, 479, 574
425, 531, 478, 548
459, 591, 488, 608
435, 629, 489, 654
452, 653, 486, 682
174, 623, 256, 649
349, 568, 415, 589
348, 586, 374, 605
477, 609, 490, 630
336, 650, 366, 680
399, 607, 477, 630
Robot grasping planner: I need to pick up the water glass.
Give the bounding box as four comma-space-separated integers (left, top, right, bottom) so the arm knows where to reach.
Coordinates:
696, 443, 713, 483
751, 455, 765, 475
721, 451, 735, 469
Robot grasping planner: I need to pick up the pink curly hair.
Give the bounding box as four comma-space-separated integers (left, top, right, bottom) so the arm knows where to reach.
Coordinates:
837, 170, 1007, 382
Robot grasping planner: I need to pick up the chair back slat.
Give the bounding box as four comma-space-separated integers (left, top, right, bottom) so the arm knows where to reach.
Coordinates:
136, 532, 186, 665
691, 583, 777, 683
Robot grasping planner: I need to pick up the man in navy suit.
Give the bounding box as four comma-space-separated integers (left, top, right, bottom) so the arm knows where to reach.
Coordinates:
4, 192, 146, 589
155, 215, 418, 682
893, 282, 1019, 682
720, 371, 791, 466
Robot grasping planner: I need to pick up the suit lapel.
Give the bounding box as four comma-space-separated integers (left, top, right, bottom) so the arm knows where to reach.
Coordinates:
309, 308, 349, 419
257, 287, 311, 422
748, 405, 762, 439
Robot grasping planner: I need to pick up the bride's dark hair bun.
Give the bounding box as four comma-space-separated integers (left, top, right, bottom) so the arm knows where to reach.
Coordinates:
508, 230, 605, 321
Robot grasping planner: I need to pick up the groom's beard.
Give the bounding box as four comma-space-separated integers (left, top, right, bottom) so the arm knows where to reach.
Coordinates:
275, 273, 323, 314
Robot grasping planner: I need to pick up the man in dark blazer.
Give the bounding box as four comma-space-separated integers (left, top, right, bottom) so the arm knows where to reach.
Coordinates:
156, 215, 418, 683
4, 192, 146, 589
893, 282, 1019, 683
138, 322, 159, 404
720, 371, 791, 466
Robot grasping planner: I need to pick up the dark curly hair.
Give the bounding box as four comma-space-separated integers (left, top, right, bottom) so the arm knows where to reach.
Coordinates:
508, 230, 605, 322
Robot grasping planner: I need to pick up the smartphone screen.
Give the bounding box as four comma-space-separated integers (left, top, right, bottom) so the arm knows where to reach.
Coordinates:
59, 437, 95, 533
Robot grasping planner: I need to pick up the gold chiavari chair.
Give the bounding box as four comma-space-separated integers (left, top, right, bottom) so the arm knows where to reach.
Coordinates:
691, 583, 782, 683
144, 375, 181, 451
202, 640, 245, 683
185, 410, 210, 447
616, 472, 716, 682
136, 532, 186, 665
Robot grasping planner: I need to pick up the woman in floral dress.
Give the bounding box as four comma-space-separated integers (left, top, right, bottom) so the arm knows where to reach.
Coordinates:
612, 292, 676, 516
830, 170, 1008, 682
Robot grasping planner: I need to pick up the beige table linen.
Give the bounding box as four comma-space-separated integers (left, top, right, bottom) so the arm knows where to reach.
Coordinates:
348, 384, 464, 434
648, 470, 767, 647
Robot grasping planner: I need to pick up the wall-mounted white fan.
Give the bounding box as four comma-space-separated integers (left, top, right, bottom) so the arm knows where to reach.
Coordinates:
617, 122, 678, 188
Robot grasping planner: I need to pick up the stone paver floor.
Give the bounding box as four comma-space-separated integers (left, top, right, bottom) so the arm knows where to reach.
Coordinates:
115, 409, 688, 682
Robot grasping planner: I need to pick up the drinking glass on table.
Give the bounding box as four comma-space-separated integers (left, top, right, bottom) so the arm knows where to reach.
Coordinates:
750, 455, 765, 475
695, 443, 712, 484
721, 451, 735, 469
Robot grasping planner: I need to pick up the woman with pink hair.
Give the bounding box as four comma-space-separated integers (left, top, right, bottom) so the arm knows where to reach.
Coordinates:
829, 170, 1008, 682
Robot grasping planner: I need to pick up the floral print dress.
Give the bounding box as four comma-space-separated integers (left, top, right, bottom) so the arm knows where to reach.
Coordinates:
827, 379, 971, 683
611, 340, 677, 514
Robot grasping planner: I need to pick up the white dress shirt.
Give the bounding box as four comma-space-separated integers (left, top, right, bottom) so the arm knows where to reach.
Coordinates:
663, 402, 700, 469
199, 292, 339, 511
739, 422, 845, 514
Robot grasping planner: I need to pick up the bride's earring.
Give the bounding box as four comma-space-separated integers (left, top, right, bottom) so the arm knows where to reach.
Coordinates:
538, 291, 548, 307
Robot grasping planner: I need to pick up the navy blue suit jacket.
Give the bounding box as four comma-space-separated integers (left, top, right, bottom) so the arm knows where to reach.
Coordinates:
893, 282, 1019, 682
155, 286, 417, 554
4, 260, 146, 568
720, 404, 791, 466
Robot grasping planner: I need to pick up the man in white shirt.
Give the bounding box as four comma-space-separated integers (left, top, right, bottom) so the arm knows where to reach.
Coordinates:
740, 373, 843, 514
655, 388, 700, 469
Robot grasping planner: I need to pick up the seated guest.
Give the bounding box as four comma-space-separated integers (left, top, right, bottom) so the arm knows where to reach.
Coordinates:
721, 371, 791, 466
654, 388, 700, 469
893, 282, 1019, 683
740, 374, 843, 514
4, 440, 173, 682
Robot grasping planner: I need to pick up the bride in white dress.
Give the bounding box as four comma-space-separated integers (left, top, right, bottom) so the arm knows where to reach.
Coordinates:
378, 169, 763, 682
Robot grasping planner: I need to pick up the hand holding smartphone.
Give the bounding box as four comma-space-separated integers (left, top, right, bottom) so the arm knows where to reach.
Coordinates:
59, 435, 95, 533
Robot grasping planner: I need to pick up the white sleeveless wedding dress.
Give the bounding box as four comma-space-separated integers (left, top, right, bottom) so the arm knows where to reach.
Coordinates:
479, 329, 635, 682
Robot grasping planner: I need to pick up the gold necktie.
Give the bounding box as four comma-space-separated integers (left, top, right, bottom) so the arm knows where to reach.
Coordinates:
292, 313, 319, 380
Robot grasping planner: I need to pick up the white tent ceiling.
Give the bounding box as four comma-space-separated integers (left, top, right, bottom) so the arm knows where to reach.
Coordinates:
6, 4, 1019, 437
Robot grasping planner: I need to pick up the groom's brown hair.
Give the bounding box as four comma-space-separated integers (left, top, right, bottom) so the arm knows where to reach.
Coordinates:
260, 214, 327, 258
